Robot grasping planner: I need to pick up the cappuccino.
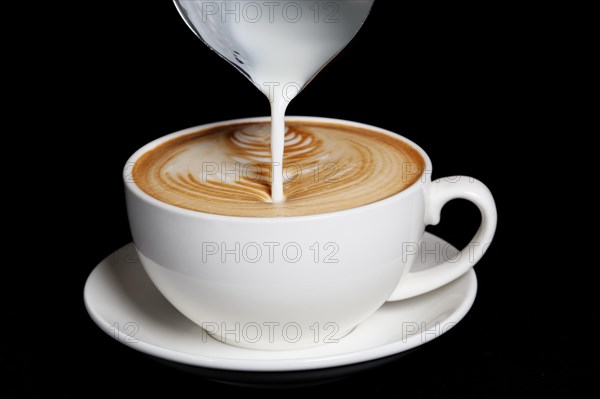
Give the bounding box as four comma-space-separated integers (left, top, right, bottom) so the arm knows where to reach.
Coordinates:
134, 121, 424, 217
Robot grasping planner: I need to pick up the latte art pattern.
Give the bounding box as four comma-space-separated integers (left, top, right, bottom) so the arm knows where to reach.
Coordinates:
135, 122, 424, 217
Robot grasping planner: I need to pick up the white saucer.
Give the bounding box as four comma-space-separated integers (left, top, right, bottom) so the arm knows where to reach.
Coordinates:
84, 233, 476, 380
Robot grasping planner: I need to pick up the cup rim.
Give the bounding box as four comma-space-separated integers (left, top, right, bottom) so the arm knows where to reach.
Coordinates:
124, 116, 433, 222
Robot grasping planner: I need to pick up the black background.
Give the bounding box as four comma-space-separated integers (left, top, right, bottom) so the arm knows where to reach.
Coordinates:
5, 1, 593, 397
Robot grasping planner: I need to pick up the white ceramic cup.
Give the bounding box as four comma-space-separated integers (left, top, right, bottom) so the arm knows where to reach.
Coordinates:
124, 116, 497, 350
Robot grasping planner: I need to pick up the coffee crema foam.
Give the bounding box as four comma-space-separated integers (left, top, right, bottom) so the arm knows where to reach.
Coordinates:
134, 122, 425, 217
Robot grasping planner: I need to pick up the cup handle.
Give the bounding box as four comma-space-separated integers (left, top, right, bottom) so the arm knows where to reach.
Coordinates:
387, 177, 497, 301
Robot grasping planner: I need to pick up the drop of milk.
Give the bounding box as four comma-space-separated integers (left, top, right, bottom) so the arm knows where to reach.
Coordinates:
173, 0, 375, 202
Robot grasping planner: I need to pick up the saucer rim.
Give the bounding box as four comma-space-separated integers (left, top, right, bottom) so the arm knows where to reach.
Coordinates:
84, 233, 477, 372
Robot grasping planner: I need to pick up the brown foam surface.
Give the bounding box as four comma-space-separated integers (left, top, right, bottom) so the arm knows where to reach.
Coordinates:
134, 121, 424, 217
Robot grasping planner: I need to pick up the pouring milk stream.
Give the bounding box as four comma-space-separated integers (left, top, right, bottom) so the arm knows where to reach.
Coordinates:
173, 0, 375, 202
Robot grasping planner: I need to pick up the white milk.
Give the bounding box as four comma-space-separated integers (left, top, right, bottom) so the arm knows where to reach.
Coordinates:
174, 0, 374, 202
